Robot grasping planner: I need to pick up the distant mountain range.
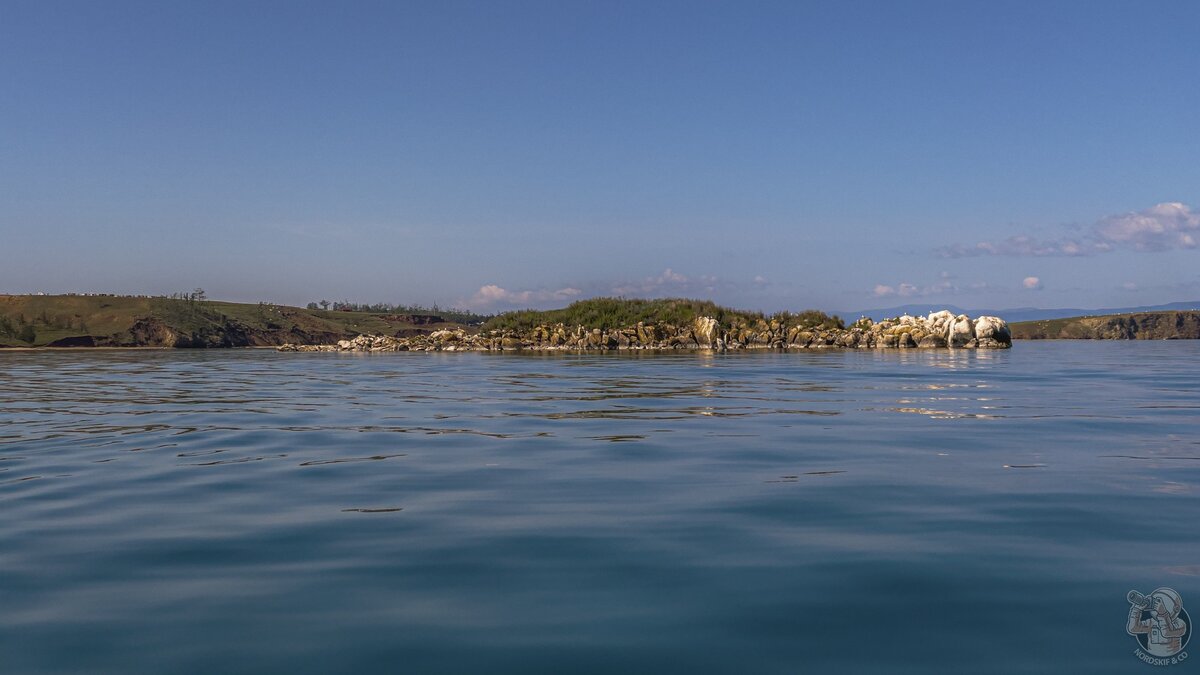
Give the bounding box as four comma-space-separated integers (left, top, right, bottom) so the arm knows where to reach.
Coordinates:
845, 300, 1200, 323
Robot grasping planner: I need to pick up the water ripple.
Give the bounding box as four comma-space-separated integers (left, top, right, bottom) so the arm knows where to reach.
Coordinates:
1, 344, 1199, 673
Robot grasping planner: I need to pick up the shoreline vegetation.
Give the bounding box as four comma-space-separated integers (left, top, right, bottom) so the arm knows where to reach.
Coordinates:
1009, 311, 1200, 340
0, 293, 468, 349
0, 294, 1015, 351
3, 293, 1196, 351
281, 299, 1012, 352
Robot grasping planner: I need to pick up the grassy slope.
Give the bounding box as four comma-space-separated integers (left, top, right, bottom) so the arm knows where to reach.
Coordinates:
0, 295, 847, 348
1011, 311, 1200, 339
0, 295, 460, 347
484, 297, 843, 332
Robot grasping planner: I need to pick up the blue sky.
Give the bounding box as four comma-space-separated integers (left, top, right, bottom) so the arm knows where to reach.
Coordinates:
2, 1, 1198, 313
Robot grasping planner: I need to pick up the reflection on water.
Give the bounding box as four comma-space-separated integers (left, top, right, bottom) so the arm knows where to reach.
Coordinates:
1, 343, 1199, 674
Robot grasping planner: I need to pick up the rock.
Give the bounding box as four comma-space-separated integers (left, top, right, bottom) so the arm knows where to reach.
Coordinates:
918, 334, 947, 348
927, 310, 954, 328
278, 309, 1012, 353
692, 316, 720, 349
947, 314, 975, 347
973, 316, 1011, 348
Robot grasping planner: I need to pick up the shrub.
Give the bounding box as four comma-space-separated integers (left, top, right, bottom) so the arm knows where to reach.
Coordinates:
484, 298, 843, 332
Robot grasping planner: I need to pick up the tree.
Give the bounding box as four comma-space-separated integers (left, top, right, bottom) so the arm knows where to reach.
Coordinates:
319, 300, 330, 310
306, 302, 319, 310
18, 324, 36, 344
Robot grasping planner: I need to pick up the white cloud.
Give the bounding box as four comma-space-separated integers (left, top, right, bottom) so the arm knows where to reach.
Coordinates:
938, 235, 1105, 258
872, 279, 947, 298
937, 202, 1200, 258
1022, 276, 1042, 290
610, 268, 698, 296
466, 269, 782, 311
871, 269, 989, 299
1096, 202, 1200, 251
468, 284, 581, 309
661, 268, 687, 283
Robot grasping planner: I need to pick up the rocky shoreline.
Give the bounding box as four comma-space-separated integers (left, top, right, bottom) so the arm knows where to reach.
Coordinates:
1011, 310, 1200, 340
278, 310, 1011, 353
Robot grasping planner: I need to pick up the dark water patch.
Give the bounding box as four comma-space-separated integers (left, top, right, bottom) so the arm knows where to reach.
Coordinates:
127, 443, 178, 452
177, 448, 230, 458
1101, 454, 1200, 460
188, 455, 286, 466
765, 470, 847, 483
301, 454, 407, 466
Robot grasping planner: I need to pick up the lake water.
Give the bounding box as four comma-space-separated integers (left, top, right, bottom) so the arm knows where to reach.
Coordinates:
2, 342, 1198, 673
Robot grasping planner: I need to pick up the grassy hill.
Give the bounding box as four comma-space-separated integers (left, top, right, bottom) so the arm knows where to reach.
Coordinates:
1010, 311, 1200, 340
0, 294, 463, 348
484, 297, 843, 332
0, 294, 848, 348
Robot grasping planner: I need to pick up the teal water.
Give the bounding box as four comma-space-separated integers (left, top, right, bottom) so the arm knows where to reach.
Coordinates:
2, 342, 1198, 673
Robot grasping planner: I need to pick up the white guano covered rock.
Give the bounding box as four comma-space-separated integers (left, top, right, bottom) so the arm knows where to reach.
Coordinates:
692, 316, 720, 348
947, 314, 976, 347
973, 316, 1011, 348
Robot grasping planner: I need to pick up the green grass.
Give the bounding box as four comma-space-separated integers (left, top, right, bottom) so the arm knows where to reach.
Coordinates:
484, 297, 843, 332
1010, 311, 1200, 340
0, 294, 848, 347
0, 294, 463, 347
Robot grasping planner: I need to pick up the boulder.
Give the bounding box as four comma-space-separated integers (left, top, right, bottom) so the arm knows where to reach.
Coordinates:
947, 314, 975, 347
692, 316, 720, 349
974, 316, 1010, 339
918, 334, 947, 348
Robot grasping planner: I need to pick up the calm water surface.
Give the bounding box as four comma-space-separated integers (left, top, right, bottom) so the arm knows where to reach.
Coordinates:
2, 342, 1198, 673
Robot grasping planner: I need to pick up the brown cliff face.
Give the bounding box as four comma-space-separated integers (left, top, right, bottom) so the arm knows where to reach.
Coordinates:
115, 317, 367, 348
1011, 311, 1200, 340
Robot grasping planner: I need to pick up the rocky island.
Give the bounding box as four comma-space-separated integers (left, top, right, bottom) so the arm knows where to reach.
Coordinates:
280, 308, 1011, 353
